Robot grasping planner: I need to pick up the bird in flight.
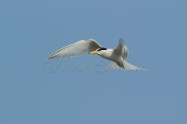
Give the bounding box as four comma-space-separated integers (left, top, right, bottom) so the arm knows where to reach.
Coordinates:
48, 38, 143, 70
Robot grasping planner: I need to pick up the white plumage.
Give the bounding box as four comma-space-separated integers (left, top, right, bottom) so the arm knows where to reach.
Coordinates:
48, 38, 143, 70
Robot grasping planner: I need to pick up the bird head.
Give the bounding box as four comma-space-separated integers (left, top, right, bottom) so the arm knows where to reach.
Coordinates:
89, 48, 107, 55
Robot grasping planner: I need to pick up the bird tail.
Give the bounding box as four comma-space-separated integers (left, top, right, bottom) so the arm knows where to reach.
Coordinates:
107, 61, 144, 70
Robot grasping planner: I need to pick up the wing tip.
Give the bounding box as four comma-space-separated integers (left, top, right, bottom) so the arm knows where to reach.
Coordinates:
48, 55, 54, 59
48, 53, 58, 59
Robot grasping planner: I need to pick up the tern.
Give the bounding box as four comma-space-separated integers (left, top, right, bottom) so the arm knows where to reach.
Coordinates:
48, 38, 143, 70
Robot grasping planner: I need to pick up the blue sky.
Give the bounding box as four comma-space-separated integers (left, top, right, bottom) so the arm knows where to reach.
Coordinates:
0, 0, 187, 124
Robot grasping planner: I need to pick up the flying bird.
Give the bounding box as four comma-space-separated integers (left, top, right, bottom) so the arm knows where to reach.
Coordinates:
48, 38, 143, 70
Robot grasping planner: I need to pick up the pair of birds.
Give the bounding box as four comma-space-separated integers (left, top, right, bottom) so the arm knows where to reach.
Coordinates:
48, 38, 143, 70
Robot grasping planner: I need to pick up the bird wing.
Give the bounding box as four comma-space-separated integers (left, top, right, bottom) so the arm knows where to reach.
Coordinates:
113, 38, 124, 56
48, 39, 101, 59
113, 38, 128, 59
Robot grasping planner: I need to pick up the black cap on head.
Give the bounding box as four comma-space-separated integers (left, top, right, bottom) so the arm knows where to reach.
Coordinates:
97, 47, 107, 51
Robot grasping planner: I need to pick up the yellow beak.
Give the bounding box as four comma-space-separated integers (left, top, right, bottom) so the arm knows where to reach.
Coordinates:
89, 50, 97, 54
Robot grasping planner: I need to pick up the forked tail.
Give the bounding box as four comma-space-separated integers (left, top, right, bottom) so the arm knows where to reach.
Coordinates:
107, 60, 144, 70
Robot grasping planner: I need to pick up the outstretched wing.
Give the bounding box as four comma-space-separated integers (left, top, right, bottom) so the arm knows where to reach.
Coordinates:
48, 39, 101, 59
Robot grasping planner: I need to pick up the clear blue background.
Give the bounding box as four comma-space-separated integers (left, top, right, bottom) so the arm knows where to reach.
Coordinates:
0, 0, 187, 124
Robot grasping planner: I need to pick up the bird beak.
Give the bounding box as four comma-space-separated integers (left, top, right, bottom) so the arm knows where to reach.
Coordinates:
89, 50, 97, 54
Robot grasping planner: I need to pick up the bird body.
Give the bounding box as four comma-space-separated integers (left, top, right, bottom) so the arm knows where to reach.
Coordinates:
48, 38, 143, 70
95, 49, 124, 67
